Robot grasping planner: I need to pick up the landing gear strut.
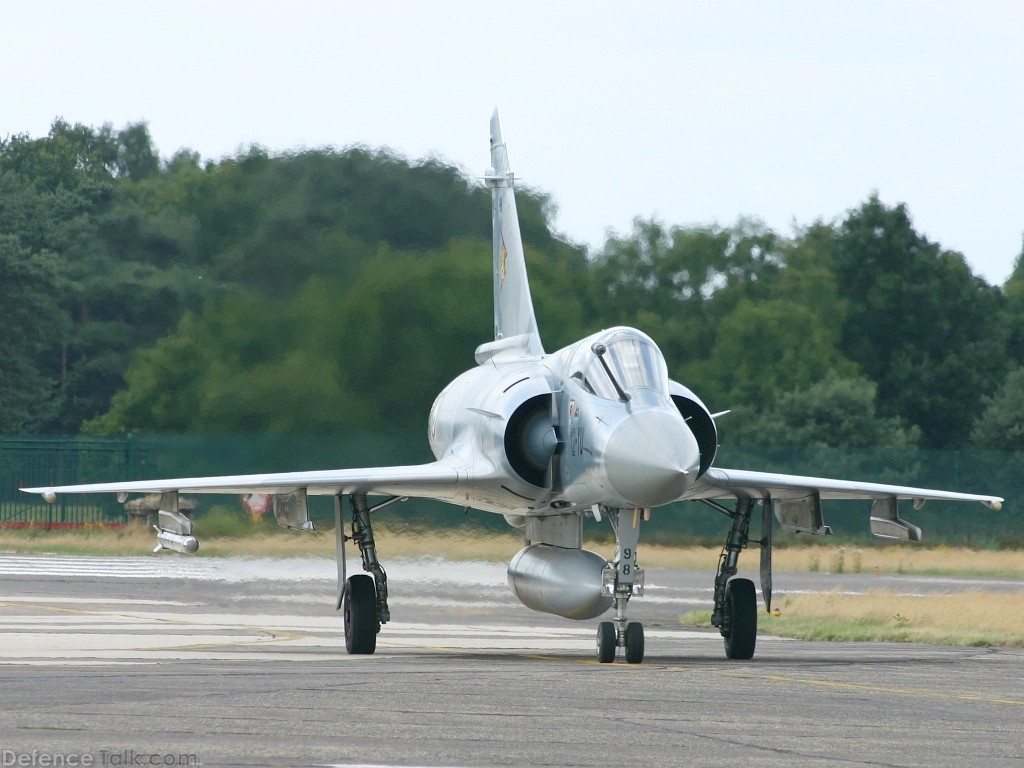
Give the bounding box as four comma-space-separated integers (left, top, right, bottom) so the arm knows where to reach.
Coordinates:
705, 496, 761, 660
336, 493, 396, 655
596, 507, 646, 664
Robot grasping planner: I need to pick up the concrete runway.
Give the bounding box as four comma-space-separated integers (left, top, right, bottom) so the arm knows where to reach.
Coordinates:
0, 553, 1021, 767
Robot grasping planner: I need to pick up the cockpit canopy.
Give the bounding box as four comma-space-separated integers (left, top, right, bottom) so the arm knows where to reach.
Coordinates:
569, 328, 670, 400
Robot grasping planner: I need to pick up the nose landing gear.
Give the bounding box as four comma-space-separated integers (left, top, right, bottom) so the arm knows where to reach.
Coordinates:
595, 507, 647, 664
597, 619, 644, 663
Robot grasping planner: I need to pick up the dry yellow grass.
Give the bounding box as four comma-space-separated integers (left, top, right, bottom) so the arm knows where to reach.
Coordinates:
760, 589, 1024, 647
0, 522, 526, 560
769, 544, 1024, 577
622, 543, 1024, 578
0, 525, 159, 557
1, 524, 1023, 578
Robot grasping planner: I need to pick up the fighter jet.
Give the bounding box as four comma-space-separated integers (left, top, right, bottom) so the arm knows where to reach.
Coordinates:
24, 111, 1003, 664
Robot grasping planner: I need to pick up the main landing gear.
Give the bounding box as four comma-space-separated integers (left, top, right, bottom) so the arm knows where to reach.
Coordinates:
336, 493, 397, 655
704, 496, 766, 660
596, 507, 647, 664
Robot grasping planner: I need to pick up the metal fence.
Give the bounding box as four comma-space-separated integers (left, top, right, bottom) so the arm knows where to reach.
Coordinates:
0, 436, 143, 527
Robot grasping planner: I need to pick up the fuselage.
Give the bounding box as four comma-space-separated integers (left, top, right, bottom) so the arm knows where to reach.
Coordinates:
427, 326, 707, 517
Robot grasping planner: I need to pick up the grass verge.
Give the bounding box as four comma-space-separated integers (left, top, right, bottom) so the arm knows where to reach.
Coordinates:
0, 514, 1023, 577
680, 589, 1024, 647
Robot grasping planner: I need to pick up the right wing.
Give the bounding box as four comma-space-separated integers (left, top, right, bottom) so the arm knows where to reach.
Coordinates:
21, 457, 474, 558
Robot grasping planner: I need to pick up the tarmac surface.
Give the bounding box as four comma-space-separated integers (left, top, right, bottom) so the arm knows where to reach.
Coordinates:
0, 553, 1021, 767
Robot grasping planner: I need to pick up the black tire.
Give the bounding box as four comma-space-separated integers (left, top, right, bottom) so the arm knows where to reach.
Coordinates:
344, 574, 378, 655
597, 621, 616, 663
723, 577, 757, 660
624, 621, 644, 664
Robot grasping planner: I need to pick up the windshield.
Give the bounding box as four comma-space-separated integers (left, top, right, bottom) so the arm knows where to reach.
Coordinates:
570, 329, 669, 399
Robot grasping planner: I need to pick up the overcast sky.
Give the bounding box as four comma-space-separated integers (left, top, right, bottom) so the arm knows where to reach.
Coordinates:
6, 1, 1022, 285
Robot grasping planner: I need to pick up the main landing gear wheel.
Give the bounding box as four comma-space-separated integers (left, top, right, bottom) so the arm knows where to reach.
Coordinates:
624, 621, 644, 664
344, 574, 378, 654
597, 621, 616, 663
722, 577, 757, 660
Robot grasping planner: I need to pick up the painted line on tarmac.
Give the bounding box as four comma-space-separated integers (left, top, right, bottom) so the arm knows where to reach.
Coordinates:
726, 671, 1024, 707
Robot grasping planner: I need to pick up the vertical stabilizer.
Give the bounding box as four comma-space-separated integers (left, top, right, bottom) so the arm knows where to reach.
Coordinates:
484, 110, 544, 359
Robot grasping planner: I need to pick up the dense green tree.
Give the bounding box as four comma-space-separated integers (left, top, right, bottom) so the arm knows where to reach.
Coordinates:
771, 221, 844, 319
86, 285, 380, 435
3, 116, 1018, 454
523, 239, 592, 351
1003, 237, 1024, 369
88, 239, 490, 436
718, 372, 922, 488
174, 147, 496, 294
728, 371, 919, 449
0, 119, 117, 198
690, 298, 857, 411
965, 364, 1024, 503
833, 195, 1007, 449
0, 120, 193, 432
115, 123, 160, 180
0, 234, 64, 431
590, 217, 782, 372
589, 217, 864, 413
3, 118, 589, 436
333, 240, 491, 430
86, 221, 591, 437
84, 309, 207, 434
970, 367, 1024, 451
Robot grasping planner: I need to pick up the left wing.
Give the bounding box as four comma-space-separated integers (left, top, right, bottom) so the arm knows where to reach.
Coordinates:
22, 458, 467, 502
687, 466, 1002, 540
690, 467, 1003, 507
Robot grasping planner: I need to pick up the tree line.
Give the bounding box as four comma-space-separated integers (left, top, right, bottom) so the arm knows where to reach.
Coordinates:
2, 119, 1023, 454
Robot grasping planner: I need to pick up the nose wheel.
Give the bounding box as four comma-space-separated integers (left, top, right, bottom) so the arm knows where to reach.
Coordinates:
594, 507, 647, 664
597, 621, 616, 663
624, 621, 645, 663
596, 620, 645, 664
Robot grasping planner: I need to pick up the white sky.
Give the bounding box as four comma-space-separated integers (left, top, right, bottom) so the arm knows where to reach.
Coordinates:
5, 1, 1022, 285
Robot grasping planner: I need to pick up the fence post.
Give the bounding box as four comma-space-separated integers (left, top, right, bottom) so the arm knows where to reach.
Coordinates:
125, 432, 134, 481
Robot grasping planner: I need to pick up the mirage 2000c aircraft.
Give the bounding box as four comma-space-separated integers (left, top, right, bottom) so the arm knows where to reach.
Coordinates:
25, 111, 1003, 664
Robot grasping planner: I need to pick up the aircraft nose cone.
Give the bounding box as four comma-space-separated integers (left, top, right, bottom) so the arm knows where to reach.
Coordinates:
605, 409, 700, 508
